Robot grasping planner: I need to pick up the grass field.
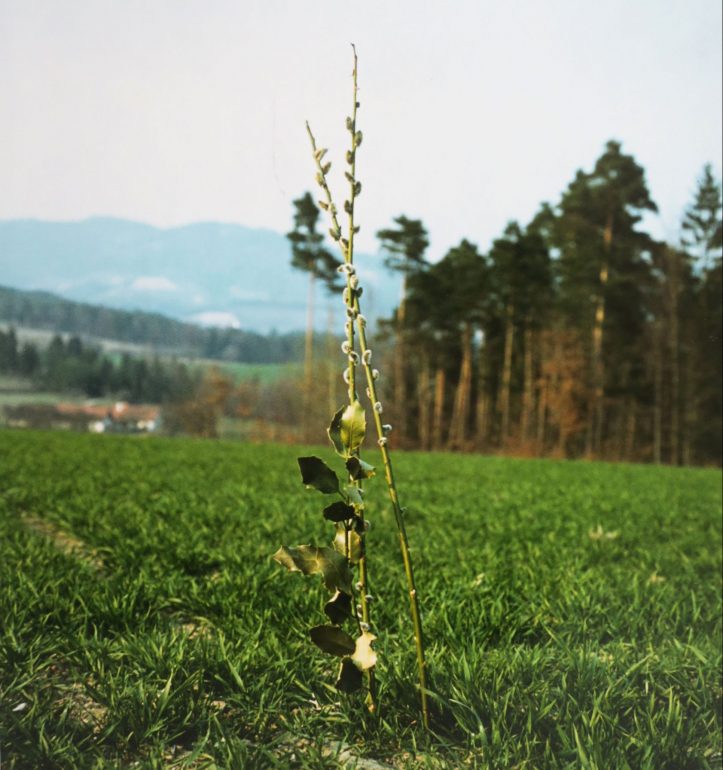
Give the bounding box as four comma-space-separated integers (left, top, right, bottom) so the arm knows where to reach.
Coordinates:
1, 430, 721, 769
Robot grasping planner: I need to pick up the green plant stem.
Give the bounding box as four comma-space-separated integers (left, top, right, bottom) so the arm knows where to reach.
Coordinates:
308, 101, 376, 712
306, 62, 428, 724
354, 310, 430, 730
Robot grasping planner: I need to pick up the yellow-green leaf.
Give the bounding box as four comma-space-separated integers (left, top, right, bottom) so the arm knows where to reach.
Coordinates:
272, 545, 352, 593
340, 400, 366, 455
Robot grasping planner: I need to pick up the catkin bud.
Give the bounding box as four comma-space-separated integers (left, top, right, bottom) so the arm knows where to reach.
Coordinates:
354, 131, 363, 147
377, 437, 388, 447
374, 402, 383, 414
344, 171, 354, 184
346, 116, 354, 131
318, 200, 328, 211
354, 181, 362, 196
329, 227, 341, 241
341, 341, 351, 354
362, 349, 372, 364
349, 351, 359, 364
360, 622, 370, 632
349, 275, 359, 289
315, 148, 328, 161
316, 172, 324, 186
382, 424, 393, 434
342, 368, 350, 384
321, 162, 332, 175
372, 369, 380, 380
344, 200, 353, 215
342, 288, 350, 304
357, 314, 367, 326
346, 150, 354, 165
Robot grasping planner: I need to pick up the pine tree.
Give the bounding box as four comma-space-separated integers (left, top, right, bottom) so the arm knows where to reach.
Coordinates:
377, 216, 429, 444
555, 140, 657, 456
287, 192, 341, 437
682, 164, 723, 270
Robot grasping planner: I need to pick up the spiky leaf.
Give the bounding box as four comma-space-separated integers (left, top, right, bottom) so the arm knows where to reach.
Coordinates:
324, 590, 352, 624
333, 524, 363, 563
346, 457, 376, 480
272, 545, 352, 592
298, 457, 340, 494
309, 625, 356, 656
323, 501, 355, 522
340, 400, 366, 455
336, 657, 363, 693
345, 485, 363, 507
352, 631, 377, 670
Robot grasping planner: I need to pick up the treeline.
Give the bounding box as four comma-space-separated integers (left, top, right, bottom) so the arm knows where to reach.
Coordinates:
368, 145, 721, 465
0, 285, 306, 364
0, 329, 196, 403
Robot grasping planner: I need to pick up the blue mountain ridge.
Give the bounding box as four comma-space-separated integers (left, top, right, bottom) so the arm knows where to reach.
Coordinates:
0, 217, 400, 333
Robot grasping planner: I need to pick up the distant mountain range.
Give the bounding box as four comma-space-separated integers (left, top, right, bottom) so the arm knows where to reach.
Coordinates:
0, 218, 399, 333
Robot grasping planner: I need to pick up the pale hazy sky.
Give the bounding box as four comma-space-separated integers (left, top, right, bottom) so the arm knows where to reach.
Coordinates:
1, 0, 721, 257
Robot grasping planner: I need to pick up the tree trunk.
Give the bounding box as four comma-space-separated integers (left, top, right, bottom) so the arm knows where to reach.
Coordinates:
432, 366, 446, 450
669, 250, 681, 466
417, 353, 431, 451
394, 274, 407, 444
499, 302, 515, 445
448, 323, 473, 449
475, 339, 489, 448
653, 323, 663, 464
303, 272, 316, 440
589, 212, 613, 457
624, 396, 637, 460
326, 304, 337, 418
536, 331, 549, 455
520, 323, 534, 443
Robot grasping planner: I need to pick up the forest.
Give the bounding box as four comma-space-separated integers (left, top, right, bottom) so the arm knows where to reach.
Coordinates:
3, 142, 720, 465
288, 142, 722, 466
0, 285, 306, 364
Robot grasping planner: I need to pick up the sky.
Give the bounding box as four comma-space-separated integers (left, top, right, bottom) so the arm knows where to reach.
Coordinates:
1, 0, 721, 259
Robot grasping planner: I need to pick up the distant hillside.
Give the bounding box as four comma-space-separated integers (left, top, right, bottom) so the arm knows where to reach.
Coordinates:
0, 285, 306, 364
0, 217, 398, 333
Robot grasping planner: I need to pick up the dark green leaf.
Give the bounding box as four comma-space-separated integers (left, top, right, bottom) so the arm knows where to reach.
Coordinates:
323, 501, 355, 522
309, 625, 356, 656
327, 406, 346, 456
298, 457, 340, 494
324, 590, 352, 624
336, 657, 362, 693
272, 545, 352, 592
346, 457, 376, 480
